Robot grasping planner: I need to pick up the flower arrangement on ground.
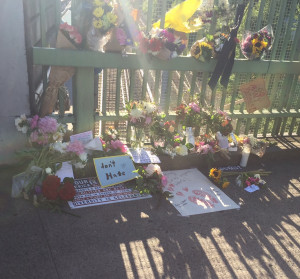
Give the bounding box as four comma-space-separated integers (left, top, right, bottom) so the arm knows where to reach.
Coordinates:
125, 101, 158, 148
139, 28, 187, 60
190, 38, 213, 62
13, 114, 87, 202
235, 171, 270, 188
130, 164, 171, 198
241, 25, 273, 60
238, 134, 269, 158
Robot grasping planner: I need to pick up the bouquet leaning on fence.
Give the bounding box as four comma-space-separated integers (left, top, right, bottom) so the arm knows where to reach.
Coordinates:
39, 23, 82, 117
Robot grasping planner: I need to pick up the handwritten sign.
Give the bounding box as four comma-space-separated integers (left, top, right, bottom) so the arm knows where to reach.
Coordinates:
162, 168, 240, 216
70, 131, 93, 144
93, 155, 138, 188
239, 78, 270, 113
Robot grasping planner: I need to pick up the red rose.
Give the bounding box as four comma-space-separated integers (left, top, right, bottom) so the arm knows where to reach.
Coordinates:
59, 182, 76, 201
42, 175, 60, 200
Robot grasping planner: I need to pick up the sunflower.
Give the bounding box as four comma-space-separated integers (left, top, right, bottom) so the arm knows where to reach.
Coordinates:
93, 7, 104, 18
106, 12, 117, 24
251, 38, 268, 55
209, 168, 222, 182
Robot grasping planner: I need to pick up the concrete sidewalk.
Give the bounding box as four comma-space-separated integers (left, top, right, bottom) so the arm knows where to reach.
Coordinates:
0, 153, 300, 278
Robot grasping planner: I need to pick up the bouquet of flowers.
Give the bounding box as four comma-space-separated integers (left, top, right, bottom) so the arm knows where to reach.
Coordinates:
190, 38, 213, 62
86, 0, 118, 51
238, 135, 268, 158
13, 114, 88, 201
235, 171, 271, 189
139, 28, 187, 60
131, 164, 171, 198
202, 108, 232, 135
39, 22, 82, 117
241, 25, 273, 60
175, 102, 202, 128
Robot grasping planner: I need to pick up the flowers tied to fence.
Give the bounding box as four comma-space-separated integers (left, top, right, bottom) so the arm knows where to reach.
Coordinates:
241, 25, 273, 60
190, 38, 213, 62
175, 101, 202, 128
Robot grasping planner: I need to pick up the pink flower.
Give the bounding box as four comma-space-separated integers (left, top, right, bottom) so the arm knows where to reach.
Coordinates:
198, 144, 212, 154
110, 140, 127, 153
189, 102, 200, 113
30, 130, 39, 143
38, 117, 58, 134
100, 138, 106, 145
160, 29, 175, 43
245, 180, 251, 186
30, 115, 39, 129
161, 175, 168, 187
116, 28, 127, 45
145, 116, 152, 125
67, 140, 85, 155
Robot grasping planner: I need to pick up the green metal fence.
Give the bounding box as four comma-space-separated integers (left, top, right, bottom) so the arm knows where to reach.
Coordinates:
32, 0, 300, 138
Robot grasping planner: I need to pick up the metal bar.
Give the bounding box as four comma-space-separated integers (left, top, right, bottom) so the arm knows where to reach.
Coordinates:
177, 71, 184, 106
73, 67, 95, 133
280, 117, 288, 136
210, 87, 217, 108
255, 0, 266, 30
200, 72, 208, 106
230, 73, 241, 112
33, 48, 300, 74
154, 70, 161, 103
280, 0, 297, 60
116, 69, 121, 116
286, 76, 298, 111
141, 70, 149, 100
129, 69, 135, 101
290, 14, 300, 60
267, 0, 277, 26
253, 118, 262, 137
269, 74, 281, 110
289, 118, 296, 135
220, 87, 227, 111
244, 0, 254, 31
55, 0, 61, 29
244, 118, 252, 134
160, 0, 167, 29
164, 71, 173, 115
270, 1, 287, 60
102, 69, 107, 115
146, 0, 153, 32
297, 121, 300, 136
190, 71, 197, 100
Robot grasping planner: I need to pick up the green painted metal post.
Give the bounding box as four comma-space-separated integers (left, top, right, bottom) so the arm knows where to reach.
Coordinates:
73, 68, 95, 133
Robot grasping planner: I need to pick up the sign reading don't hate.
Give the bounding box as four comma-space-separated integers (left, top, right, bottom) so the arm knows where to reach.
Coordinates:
93, 155, 138, 188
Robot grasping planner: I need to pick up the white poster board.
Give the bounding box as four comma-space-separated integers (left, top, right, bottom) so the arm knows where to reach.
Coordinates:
68, 177, 151, 209
163, 168, 240, 216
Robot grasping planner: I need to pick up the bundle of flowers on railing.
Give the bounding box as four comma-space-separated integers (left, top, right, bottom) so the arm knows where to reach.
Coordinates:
190, 38, 213, 62
13, 115, 88, 211
125, 101, 158, 149
139, 28, 187, 60
130, 164, 171, 198
241, 25, 273, 60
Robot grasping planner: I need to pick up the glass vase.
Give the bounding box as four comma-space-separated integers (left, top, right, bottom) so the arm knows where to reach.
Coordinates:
185, 127, 195, 147
130, 126, 145, 149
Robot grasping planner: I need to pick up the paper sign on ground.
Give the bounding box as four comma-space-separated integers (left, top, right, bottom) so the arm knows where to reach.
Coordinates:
128, 148, 161, 164
55, 161, 74, 181
70, 131, 93, 144
68, 177, 151, 209
163, 168, 240, 216
94, 155, 138, 188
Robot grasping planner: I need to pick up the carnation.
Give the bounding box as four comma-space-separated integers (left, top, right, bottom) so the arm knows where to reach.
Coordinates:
38, 116, 58, 134
67, 140, 85, 155
145, 164, 162, 177
189, 102, 201, 113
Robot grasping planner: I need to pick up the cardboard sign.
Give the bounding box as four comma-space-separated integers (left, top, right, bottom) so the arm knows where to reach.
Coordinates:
239, 78, 270, 113
163, 168, 240, 216
93, 155, 138, 188
68, 177, 151, 209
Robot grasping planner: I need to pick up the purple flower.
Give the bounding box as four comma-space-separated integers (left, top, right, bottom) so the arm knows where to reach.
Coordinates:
161, 175, 168, 187
160, 29, 175, 43
38, 117, 58, 134
189, 102, 200, 113
67, 140, 85, 155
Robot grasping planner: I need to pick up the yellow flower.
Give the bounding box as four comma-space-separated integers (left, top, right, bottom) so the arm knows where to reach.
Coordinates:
106, 12, 117, 24
93, 19, 103, 29
222, 181, 230, 189
93, 0, 103, 6
251, 38, 268, 55
93, 7, 104, 18
209, 168, 222, 182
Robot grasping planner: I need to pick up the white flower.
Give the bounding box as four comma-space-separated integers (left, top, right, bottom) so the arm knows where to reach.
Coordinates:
52, 142, 67, 153
15, 116, 28, 133
175, 145, 188, 156
21, 126, 28, 134
74, 162, 86, 169
45, 167, 52, 174
145, 164, 162, 177
143, 102, 156, 114
254, 174, 266, 185
79, 152, 87, 162
130, 108, 144, 119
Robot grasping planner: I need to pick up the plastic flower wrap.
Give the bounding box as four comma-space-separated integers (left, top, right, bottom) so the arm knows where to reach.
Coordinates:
139, 28, 187, 60
241, 25, 273, 60
86, 0, 118, 51
190, 38, 213, 62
